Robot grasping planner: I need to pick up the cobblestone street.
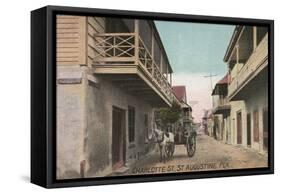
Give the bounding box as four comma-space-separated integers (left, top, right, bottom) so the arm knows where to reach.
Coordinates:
118, 134, 268, 176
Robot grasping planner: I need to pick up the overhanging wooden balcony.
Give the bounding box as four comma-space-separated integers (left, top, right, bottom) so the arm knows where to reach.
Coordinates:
183, 115, 193, 123
212, 97, 230, 116
228, 33, 268, 100
92, 32, 173, 107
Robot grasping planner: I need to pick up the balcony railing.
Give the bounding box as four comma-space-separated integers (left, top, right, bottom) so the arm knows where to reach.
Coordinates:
183, 114, 193, 122
228, 33, 268, 99
93, 33, 135, 63
212, 96, 230, 115
93, 33, 173, 103
213, 97, 228, 109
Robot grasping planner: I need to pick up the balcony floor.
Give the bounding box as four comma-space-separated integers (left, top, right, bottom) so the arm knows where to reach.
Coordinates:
213, 104, 231, 115
93, 65, 172, 107
229, 65, 268, 101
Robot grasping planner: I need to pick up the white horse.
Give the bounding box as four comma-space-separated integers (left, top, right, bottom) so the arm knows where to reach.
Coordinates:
149, 128, 175, 163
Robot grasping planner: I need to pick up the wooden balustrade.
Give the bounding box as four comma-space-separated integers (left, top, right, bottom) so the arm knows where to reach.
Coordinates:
93, 33, 173, 103
228, 34, 268, 99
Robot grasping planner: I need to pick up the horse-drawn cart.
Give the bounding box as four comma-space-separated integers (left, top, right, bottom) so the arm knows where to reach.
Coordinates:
151, 127, 197, 162
165, 129, 197, 158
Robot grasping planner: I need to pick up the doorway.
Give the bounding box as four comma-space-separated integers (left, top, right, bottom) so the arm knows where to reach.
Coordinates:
247, 113, 251, 146
237, 111, 242, 144
263, 108, 268, 150
112, 106, 126, 170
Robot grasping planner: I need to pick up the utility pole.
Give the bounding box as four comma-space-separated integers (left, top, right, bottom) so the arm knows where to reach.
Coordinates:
204, 73, 217, 108
204, 73, 217, 91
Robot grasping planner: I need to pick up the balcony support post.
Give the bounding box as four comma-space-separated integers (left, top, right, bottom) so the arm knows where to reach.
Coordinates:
235, 44, 239, 64
160, 55, 163, 74
170, 73, 172, 86
134, 20, 139, 65
151, 32, 155, 76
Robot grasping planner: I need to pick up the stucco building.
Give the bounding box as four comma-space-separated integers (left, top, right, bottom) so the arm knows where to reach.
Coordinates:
212, 74, 245, 144
56, 15, 175, 179
211, 74, 230, 142
221, 25, 268, 152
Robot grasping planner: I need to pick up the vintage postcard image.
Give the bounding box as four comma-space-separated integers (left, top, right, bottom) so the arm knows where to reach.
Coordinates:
56, 15, 269, 179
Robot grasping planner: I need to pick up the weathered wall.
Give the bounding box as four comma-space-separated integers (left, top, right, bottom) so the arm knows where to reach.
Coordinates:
56, 15, 106, 179
207, 116, 214, 137
56, 15, 105, 67
84, 76, 153, 177
56, 15, 87, 66
87, 17, 105, 66
229, 101, 246, 145
56, 66, 87, 179
244, 79, 268, 152
229, 69, 268, 153
57, 15, 156, 179
225, 116, 231, 144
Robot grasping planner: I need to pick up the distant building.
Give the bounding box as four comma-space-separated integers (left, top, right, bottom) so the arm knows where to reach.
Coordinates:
212, 74, 244, 144
56, 16, 175, 179
202, 109, 212, 135
172, 86, 187, 104
211, 74, 230, 142
221, 25, 268, 152
172, 86, 193, 143
172, 86, 193, 130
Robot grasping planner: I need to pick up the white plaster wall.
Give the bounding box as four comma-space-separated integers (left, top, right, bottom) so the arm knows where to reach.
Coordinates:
85, 75, 154, 177
56, 66, 87, 179
229, 101, 246, 146
244, 81, 268, 152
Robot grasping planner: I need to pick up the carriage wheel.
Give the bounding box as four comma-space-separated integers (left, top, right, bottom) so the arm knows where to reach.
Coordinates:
187, 136, 196, 157
165, 143, 175, 158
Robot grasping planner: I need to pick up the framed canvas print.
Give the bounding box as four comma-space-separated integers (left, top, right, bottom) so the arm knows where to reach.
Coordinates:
31, 5, 274, 188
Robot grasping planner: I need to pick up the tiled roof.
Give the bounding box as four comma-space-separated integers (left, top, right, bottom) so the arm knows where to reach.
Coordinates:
172, 85, 186, 103
217, 74, 229, 85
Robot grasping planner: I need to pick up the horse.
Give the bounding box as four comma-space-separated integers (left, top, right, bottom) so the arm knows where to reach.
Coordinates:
149, 128, 175, 163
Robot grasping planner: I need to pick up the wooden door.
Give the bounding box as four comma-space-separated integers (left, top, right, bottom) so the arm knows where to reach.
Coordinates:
247, 113, 251, 146
112, 107, 126, 170
263, 108, 268, 150
222, 119, 225, 140
253, 110, 259, 143
237, 112, 242, 144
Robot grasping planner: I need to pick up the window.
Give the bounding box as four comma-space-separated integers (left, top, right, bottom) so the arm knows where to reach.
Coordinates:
253, 110, 259, 142
128, 106, 135, 143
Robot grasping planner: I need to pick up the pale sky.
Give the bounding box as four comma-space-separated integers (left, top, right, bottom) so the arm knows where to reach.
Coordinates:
155, 21, 235, 122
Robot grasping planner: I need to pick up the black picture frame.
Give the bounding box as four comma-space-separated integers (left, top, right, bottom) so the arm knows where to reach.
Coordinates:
31, 5, 274, 188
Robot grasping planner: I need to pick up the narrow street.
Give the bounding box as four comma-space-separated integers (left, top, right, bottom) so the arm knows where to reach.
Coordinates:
118, 134, 267, 176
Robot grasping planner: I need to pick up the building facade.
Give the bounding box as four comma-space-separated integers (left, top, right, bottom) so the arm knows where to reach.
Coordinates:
221, 25, 268, 153
56, 15, 175, 179
212, 74, 245, 145
172, 86, 193, 129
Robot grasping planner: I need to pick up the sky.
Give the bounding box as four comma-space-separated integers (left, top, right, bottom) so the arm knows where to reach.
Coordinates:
155, 21, 235, 122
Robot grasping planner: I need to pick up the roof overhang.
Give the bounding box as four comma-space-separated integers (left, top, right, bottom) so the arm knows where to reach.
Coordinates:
223, 26, 243, 62
212, 83, 228, 96
150, 21, 173, 73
